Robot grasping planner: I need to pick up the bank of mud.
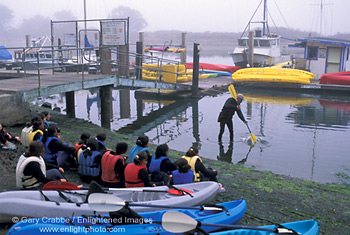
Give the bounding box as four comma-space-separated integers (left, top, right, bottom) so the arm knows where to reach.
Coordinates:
0, 106, 349, 234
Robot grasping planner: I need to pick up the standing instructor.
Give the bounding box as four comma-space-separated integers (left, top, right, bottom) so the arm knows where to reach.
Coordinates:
217, 94, 247, 142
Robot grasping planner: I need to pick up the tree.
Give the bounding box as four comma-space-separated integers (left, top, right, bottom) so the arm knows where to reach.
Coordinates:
108, 6, 148, 35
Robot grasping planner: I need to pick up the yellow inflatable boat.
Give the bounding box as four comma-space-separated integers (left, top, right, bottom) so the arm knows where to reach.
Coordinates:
232, 68, 315, 84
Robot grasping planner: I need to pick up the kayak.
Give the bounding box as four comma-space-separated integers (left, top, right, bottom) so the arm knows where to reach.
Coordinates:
185, 62, 241, 74
232, 68, 315, 84
320, 71, 350, 85
7, 199, 247, 235
211, 219, 319, 235
0, 181, 219, 223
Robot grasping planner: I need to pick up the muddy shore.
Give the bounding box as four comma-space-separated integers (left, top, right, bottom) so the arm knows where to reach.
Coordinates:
0, 105, 349, 234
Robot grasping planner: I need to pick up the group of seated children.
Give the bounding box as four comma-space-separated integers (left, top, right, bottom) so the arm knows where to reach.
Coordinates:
14, 113, 225, 192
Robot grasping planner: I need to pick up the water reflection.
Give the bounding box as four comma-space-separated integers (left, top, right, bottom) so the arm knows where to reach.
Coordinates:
31, 87, 350, 183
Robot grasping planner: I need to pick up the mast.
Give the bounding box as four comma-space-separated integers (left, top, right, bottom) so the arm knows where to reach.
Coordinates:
263, 0, 267, 36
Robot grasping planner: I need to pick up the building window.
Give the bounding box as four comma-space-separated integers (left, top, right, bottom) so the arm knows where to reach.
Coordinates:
307, 46, 318, 60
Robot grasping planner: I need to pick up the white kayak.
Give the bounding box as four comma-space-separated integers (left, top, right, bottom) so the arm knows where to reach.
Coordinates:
0, 181, 219, 223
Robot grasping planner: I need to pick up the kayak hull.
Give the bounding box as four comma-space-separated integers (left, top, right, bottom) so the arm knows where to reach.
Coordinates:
212, 219, 319, 235
0, 182, 219, 223
320, 71, 350, 85
7, 200, 247, 235
232, 68, 315, 84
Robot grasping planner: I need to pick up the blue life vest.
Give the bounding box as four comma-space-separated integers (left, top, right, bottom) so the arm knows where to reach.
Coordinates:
78, 150, 101, 177
149, 156, 171, 173
172, 169, 194, 185
128, 145, 149, 164
43, 137, 60, 163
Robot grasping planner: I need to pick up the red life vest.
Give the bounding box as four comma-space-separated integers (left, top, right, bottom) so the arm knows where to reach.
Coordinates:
124, 163, 147, 188
101, 151, 124, 183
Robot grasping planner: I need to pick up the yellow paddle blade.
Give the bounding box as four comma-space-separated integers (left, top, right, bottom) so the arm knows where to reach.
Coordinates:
228, 85, 237, 101
250, 132, 258, 143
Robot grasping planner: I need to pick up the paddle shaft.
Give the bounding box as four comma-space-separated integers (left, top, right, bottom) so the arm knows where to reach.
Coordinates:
125, 202, 220, 211
201, 222, 277, 232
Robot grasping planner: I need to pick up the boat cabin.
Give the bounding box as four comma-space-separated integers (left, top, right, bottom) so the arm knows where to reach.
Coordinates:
290, 37, 350, 79
14, 50, 53, 62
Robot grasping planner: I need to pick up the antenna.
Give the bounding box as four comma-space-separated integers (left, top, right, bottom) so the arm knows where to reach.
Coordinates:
311, 0, 333, 36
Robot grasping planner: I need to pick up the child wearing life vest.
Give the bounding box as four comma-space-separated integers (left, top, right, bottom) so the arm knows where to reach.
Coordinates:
172, 158, 194, 185
96, 132, 107, 153
149, 144, 176, 185
128, 135, 151, 165
16, 141, 66, 190
182, 146, 226, 192
78, 138, 102, 183
124, 151, 155, 188
74, 132, 91, 160
101, 142, 128, 188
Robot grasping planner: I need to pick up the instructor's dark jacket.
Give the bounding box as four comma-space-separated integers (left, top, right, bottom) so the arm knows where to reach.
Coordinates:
217, 98, 246, 122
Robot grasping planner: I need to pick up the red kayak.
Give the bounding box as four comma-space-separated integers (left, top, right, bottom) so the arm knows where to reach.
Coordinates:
185, 62, 241, 74
320, 71, 350, 85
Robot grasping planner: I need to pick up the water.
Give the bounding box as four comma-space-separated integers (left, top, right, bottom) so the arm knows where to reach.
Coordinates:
33, 83, 350, 184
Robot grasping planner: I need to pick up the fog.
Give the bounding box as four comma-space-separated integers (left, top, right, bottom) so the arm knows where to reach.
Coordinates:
0, 0, 349, 46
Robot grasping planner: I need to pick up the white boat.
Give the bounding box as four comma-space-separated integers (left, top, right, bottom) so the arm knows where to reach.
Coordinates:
0, 181, 219, 223
230, 0, 290, 68
12, 36, 58, 71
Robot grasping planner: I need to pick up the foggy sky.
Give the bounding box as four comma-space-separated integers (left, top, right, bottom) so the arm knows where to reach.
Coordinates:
0, 0, 349, 36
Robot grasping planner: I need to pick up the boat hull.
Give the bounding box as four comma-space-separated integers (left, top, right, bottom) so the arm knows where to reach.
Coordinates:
232, 68, 315, 84
320, 71, 350, 85
7, 200, 247, 235
0, 182, 218, 223
212, 219, 319, 235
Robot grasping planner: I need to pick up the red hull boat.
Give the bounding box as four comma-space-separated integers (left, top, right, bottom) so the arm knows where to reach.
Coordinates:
320, 71, 350, 85
185, 62, 241, 74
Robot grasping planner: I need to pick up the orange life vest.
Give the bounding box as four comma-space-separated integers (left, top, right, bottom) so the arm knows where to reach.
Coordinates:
124, 163, 147, 188
101, 151, 124, 183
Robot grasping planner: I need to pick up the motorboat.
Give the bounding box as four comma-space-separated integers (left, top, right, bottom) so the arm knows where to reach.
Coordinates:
230, 0, 290, 68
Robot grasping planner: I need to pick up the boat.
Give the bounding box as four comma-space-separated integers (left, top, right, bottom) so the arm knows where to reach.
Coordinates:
11, 36, 59, 71
7, 199, 247, 235
232, 68, 315, 84
185, 62, 241, 74
0, 181, 218, 223
229, 0, 290, 68
319, 71, 350, 85
211, 219, 319, 235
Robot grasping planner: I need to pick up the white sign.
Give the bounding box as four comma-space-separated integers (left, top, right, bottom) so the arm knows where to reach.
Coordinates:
64, 33, 77, 46
101, 21, 126, 46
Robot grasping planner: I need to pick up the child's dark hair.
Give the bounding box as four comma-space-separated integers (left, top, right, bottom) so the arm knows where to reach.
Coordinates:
96, 132, 106, 142
41, 111, 49, 118
134, 151, 148, 165
31, 116, 42, 131
116, 142, 128, 155
135, 135, 149, 147
83, 138, 99, 158
25, 141, 44, 157
185, 146, 199, 157
175, 158, 191, 173
155, 144, 169, 159
79, 132, 91, 145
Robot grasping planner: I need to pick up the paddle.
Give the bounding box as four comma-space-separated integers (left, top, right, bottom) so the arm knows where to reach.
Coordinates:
162, 211, 298, 234
88, 193, 225, 213
42, 181, 194, 196
228, 84, 258, 143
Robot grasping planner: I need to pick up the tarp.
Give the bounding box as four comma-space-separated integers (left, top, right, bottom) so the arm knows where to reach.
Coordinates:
0, 46, 12, 60
84, 35, 94, 50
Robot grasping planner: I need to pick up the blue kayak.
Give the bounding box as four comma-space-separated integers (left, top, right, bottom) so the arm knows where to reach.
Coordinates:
7, 199, 247, 235
212, 219, 319, 235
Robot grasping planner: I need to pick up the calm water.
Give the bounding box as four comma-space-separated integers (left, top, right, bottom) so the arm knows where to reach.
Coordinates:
33, 81, 350, 184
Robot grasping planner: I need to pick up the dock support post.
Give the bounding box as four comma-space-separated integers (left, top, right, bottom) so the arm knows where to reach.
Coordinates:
66, 91, 75, 118
118, 45, 128, 77
181, 32, 187, 64
100, 86, 112, 129
120, 89, 131, 119
101, 48, 112, 75
191, 43, 200, 98
248, 31, 254, 67
136, 41, 143, 80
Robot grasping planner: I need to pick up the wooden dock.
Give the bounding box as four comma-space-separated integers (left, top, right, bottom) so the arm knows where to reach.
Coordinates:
0, 71, 192, 102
